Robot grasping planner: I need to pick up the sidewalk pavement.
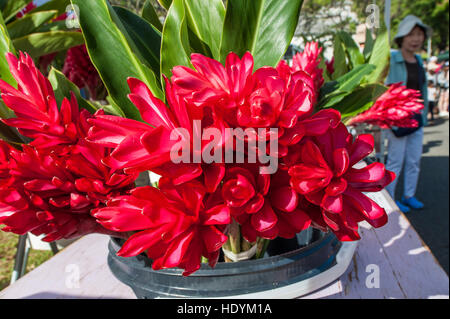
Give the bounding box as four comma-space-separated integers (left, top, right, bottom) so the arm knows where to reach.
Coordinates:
394, 117, 449, 275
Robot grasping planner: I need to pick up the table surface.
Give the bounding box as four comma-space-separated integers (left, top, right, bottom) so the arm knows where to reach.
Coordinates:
1, 190, 448, 299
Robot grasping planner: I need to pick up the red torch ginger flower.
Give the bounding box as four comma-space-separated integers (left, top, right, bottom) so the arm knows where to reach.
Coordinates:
88, 76, 226, 189
0, 51, 138, 241
0, 141, 135, 241
287, 123, 395, 240
170, 51, 338, 157
0, 52, 93, 152
221, 164, 311, 242
348, 83, 424, 129
92, 179, 231, 276
291, 42, 324, 102
172, 51, 318, 129
62, 45, 101, 99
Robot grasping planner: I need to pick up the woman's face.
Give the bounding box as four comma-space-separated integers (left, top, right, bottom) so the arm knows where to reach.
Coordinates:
402, 26, 425, 53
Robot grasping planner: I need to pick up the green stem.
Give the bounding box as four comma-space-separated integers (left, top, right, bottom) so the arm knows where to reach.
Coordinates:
228, 219, 241, 254
255, 237, 270, 259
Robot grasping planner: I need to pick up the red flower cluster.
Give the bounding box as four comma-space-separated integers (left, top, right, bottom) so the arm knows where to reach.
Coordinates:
0, 52, 137, 241
88, 46, 394, 275
63, 45, 101, 99
0, 43, 396, 276
348, 83, 424, 129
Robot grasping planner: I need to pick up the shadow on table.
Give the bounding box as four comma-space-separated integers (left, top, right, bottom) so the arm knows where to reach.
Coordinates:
313, 209, 449, 299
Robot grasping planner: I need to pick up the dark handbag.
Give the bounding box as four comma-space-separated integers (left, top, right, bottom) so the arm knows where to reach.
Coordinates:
391, 112, 423, 137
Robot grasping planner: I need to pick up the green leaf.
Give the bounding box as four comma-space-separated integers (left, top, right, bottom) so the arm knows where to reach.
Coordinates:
6, 10, 57, 39
338, 84, 387, 120
158, 0, 173, 10
337, 31, 365, 68
220, 0, 304, 69
72, 0, 163, 121
142, 0, 163, 32
47, 67, 101, 115
160, 0, 192, 79
184, 0, 225, 60
332, 35, 348, 79
364, 31, 390, 84
113, 6, 161, 78
1, 0, 28, 23
363, 28, 374, 61
12, 30, 84, 58
319, 64, 376, 109
35, 20, 69, 33
0, 10, 16, 87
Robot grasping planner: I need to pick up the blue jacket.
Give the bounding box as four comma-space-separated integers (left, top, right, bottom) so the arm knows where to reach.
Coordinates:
385, 50, 429, 126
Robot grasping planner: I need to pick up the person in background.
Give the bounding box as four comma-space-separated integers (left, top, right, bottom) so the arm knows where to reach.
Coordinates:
437, 62, 449, 118
384, 15, 431, 213
427, 79, 438, 122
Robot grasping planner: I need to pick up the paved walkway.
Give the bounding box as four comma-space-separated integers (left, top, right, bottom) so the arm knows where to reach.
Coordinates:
393, 117, 449, 274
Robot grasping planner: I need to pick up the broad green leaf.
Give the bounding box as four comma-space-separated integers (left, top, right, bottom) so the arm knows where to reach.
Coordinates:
0, 10, 16, 87
1, 0, 28, 23
337, 31, 365, 68
47, 67, 101, 115
363, 28, 374, 61
364, 31, 390, 84
338, 84, 387, 120
160, 0, 192, 79
142, 0, 163, 32
319, 64, 376, 109
7, 10, 57, 39
184, 0, 225, 60
158, 0, 173, 10
72, 0, 163, 121
220, 0, 304, 69
113, 6, 161, 79
332, 35, 348, 79
36, 20, 69, 33
12, 30, 84, 57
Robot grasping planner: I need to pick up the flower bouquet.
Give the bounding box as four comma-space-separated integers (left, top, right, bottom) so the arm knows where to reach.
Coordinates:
0, 0, 423, 297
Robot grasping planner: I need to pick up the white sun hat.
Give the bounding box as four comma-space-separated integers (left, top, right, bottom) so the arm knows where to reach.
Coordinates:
394, 15, 432, 40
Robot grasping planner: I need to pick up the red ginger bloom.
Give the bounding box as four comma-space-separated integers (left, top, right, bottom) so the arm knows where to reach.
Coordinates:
170, 51, 339, 158
291, 42, 324, 103
92, 179, 231, 276
287, 123, 395, 241
221, 164, 311, 242
0, 141, 135, 241
171, 51, 318, 129
0, 52, 92, 151
348, 83, 424, 129
62, 45, 101, 99
88, 76, 226, 189
0, 51, 138, 241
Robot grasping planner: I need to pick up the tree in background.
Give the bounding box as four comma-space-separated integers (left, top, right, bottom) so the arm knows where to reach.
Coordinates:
295, 0, 358, 47
352, 0, 449, 54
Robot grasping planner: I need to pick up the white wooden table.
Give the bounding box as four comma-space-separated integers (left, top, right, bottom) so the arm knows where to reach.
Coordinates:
1, 190, 448, 299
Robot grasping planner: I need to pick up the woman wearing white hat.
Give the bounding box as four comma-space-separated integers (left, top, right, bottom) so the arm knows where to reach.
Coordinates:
384, 15, 431, 213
